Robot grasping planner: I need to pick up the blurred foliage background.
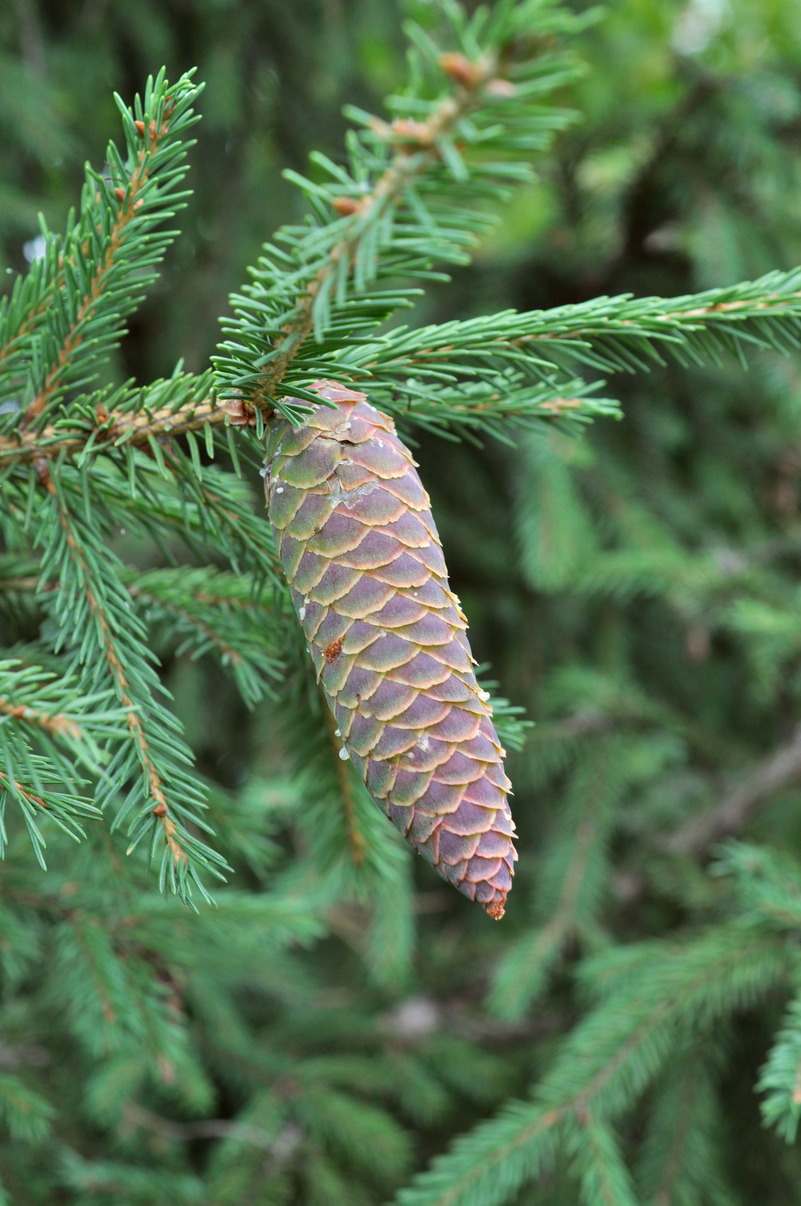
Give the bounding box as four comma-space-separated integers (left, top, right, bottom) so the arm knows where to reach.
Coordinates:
5, 0, 801, 1202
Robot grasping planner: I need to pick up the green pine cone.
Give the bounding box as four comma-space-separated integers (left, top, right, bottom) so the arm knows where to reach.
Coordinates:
264, 380, 517, 917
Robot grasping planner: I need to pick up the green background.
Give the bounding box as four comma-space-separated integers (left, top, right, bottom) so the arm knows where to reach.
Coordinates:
4, 0, 801, 1202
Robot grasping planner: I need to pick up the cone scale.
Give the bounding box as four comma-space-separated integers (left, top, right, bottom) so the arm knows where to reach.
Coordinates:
264, 381, 517, 917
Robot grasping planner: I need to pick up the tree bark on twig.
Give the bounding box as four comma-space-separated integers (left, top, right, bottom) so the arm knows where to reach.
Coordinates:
664, 726, 801, 856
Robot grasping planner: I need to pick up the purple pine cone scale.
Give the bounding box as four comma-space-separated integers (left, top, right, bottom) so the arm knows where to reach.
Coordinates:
264, 380, 517, 917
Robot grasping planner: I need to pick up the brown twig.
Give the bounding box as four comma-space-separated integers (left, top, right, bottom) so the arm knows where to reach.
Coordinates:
126, 1103, 302, 1152
0, 769, 49, 812
123, 1101, 304, 1155
0, 695, 82, 740
663, 726, 801, 856
0, 395, 255, 468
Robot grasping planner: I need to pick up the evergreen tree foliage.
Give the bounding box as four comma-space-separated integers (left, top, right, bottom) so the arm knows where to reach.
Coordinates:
4, 0, 801, 1202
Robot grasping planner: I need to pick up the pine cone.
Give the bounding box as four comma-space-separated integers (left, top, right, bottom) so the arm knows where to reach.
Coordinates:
264, 380, 517, 917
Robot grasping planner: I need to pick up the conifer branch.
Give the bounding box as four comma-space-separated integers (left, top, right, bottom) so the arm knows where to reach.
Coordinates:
41, 470, 184, 864
129, 587, 242, 667
397, 927, 790, 1206
568, 1116, 639, 1206
8, 259, 801, 469
0, 661, 122, 855
248, 49, 505, 409
125, 568, 283, 707
0, 575, 39, 594
643, 1063, 700, 1199
711, 841, 801, 931
0, 70, 201, 430
215, 1, 585, 419
490, 740, 624, 1018
243, 40, 530, 412
29, 465, 228, 898
759, 992, 801, 1142
634, 1043, 735, 1205
349, 269, 801, 392
0, 694, 81, 741
0, 393, 254, 467
0, 770, 49, 815
20, 113, 172, 431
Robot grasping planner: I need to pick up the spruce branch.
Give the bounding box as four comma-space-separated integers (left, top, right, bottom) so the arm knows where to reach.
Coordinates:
0, 659, 121, 775
0, 660, 124, 860
215, 0, 587, 420
256, 62, 495, 404
0, 388, 254, 468
125, 568, 283, 708
635, 1042, 735, 1206
343, 268, 801, 399
711, 841, 801, 931
0, 69, 202, 431
489, 738, 626, 1019
0, 696, 78, 741
396, 926, 791, 1206
758, 992, 801, 1143
0, 1074, 53, 1143
567, 1116, 639, 1206
31, 465, 228, 900
0, 759, 101, 868
74, 452, 283, 586
8, 263, 801, 470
